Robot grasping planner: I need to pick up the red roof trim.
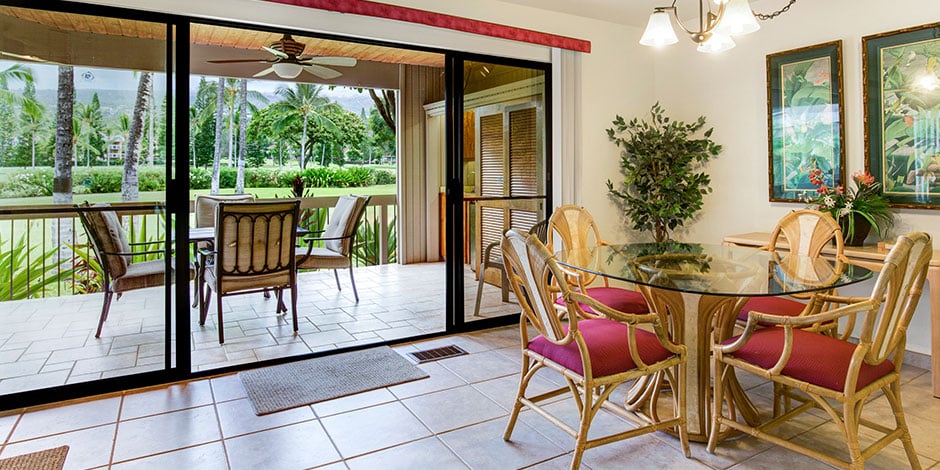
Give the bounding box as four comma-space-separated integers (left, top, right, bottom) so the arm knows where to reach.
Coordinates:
262, 0, 591, 53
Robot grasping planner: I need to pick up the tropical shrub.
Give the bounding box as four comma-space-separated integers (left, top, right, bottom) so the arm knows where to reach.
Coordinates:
354, 215, 397, 265
0, 233, 75, 300
0, 168, 55, 197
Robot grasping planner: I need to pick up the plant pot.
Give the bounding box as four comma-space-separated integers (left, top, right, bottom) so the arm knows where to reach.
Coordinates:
839, 214, 872, 246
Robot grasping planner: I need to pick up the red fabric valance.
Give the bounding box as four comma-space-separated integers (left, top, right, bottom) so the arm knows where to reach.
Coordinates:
262, 0, 591, 53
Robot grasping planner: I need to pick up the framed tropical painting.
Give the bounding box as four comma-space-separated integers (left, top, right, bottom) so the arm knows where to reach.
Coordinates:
864, 22, 940, 208
767, 41, 845, 203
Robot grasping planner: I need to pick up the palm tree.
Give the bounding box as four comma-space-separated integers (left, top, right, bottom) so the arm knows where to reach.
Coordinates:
0, 63, 35, 107
272, 83, 332, 170
235, 79, 248, 194
53, 66, 74, 205
111, 113, 131, 167
122, 72, 153, 202
19, 81, 45, 168
210, 76, 225, 194
75, 94, 104, 167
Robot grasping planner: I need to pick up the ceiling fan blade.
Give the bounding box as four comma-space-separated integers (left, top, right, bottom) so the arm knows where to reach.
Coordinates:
207, 59, 270, 64
302, 64, 342, 80
253, 67, 276, 78
1, 51, 54, 64
262, 45, 289, 59
301, 56, 357, 67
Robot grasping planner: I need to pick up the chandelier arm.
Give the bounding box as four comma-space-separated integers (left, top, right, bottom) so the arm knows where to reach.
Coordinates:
753, 0, 798, 21
665, 0, 725, 38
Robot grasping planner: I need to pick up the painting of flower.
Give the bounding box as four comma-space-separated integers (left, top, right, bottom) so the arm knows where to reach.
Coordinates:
864, 22, 940, 208
767, 41, 845, 202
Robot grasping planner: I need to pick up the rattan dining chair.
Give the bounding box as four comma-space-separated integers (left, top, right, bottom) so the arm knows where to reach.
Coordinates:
737, 209, 846, 329
473, 219, 547, 317
546, 205, 648, 314
708, 232, 931, 470
199, 200, 300, 344
501, 229, 689, 469
295, 195, 370, 302
78, 202, 191, 338
191, 194, 256, 308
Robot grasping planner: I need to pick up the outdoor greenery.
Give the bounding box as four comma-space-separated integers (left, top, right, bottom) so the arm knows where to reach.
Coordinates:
0, 233, 75, 301
606, 103, 721, 243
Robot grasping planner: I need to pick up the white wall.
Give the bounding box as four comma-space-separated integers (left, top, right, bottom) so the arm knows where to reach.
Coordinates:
636, 0, 940, 356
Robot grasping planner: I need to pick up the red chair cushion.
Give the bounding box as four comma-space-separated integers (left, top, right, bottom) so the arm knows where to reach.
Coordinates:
528, 318, 674, 377
555, 287, 648, 314
724, 328, 895, 392
737, 296, 806, 323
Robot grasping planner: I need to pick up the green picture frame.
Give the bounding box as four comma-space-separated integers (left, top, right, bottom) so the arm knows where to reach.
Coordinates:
767, 40, 845, 203
864, 22, 940, 208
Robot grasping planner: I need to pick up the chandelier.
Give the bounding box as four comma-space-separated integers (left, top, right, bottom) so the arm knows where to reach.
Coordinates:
640, 0, 798, 53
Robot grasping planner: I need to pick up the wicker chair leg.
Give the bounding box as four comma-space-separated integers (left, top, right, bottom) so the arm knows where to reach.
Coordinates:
348, 266, 359, 303
676, 362, 691, 458
291, 284, 299, 333
473, 270, 487, 317
707, 358, 725, 454
200, 285, 212, 325
95, 291, 114, 338
333, 269, 342, 291
503, 355, 533, 441
570, 388, 595, 470
217, 293, 224, 344
843, 400, 864, 469
884, 381, 922, 469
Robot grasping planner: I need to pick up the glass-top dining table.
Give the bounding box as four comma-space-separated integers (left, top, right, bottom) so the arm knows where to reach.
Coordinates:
555, 242, 873, 442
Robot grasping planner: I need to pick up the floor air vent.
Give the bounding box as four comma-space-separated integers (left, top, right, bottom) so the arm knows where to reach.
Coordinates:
408, 345, 468, 364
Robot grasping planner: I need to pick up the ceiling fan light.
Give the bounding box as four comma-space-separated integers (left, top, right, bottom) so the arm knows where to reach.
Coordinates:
697, 33, 736, 53
640, 11, 679, 47
272, 62, 303, 79
716, 0, 760, 36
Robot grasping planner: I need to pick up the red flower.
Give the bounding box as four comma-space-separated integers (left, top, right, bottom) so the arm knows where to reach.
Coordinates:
835, 185, 844, 195
817, 184, 829, 194
904, 116, 914, 127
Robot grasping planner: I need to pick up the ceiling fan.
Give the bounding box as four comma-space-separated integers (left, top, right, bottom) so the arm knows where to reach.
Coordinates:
207, 34, 357, 80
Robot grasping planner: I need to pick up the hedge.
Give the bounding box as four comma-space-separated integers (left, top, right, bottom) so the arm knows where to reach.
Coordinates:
0, 166, 396, 197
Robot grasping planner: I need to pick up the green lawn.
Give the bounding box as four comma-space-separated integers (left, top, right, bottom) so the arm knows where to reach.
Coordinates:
0, 185, 396, 206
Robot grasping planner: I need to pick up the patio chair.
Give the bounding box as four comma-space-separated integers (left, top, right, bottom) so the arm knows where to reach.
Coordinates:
737, 209, 846, 331
501, 229, 689, 469
546, 205, 648, 315
708, 232, 931, 469
199, 200, 301, 344
77, 202, 189, 338
472, 219, 547, 317
295, 195, 370, 302
191, 193, 256, 307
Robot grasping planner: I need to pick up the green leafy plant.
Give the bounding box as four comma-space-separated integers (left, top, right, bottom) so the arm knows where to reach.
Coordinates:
0, 234, 75, 301
806, 169, 895, 243
354, 216, 397, 265
606, 103, 721, 243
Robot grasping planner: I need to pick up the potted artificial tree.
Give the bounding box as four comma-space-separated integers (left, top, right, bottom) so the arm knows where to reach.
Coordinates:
606, 103, 721, 243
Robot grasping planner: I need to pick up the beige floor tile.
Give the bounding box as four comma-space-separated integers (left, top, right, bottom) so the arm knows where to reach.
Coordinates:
438, 350, 518, 383
522, 453, 576, 469
345, 437, 468, 470
388, 361, 467, 399
209, 374, 248, 403
0, 423, 115, 470
120, 380, 214, 419
216, 398, 315, 438
0, 412, 19, 444
312, 388, 397, 418
440, 417, 566, 469
320, 402, 431, 458
111, 442, 229, 469
402, 385, 507, 434
225, 419, 340, 470
471, 373, 561, 412
112, 406, 220, 462
580, 433, 708, 470
11, 396, 121, 442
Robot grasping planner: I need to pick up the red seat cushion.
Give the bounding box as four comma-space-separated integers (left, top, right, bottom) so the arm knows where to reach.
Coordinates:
555, 287, 648, 314
737, 296, 806, 323
724, 328, 895, 392
528, 318, 674, 377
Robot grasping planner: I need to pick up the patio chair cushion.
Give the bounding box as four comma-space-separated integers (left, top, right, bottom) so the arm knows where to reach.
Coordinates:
295, 246, 351, 270
111, 259, 168, 292
204, 265, 291, 295
85, 206, 131, 279
528, 317, 674, 377
737, 296, 806, 323
555, 287, 648, 315
194, 194, 255, 228
724, 327, 895, 392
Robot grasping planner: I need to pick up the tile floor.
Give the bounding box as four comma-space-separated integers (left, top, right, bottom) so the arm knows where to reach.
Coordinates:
0, 263, 521, 394
0, 325, 936, 469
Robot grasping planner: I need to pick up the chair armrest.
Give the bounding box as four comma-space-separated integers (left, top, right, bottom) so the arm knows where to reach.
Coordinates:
482, 241, 500, 267
303, 233, 353, 244
100, 248, 165, 257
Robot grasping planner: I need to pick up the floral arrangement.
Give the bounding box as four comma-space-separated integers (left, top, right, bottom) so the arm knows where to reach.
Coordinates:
806, 169, 894, 242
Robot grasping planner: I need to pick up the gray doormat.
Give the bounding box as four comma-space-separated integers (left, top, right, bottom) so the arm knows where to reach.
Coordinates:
239, 346, 429, 415
0, 446, 69, 470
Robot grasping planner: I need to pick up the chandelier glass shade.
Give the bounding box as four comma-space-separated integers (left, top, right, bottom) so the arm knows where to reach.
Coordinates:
272, 62, 303, 79
640, 0, 762, 53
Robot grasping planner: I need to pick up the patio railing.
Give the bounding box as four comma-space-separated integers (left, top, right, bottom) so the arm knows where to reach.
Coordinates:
0, 194, 397, 301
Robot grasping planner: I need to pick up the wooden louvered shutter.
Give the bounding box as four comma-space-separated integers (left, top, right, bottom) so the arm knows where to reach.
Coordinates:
510, 210, 538, 234
479, 114, 504, 197
508, 107, 537, 197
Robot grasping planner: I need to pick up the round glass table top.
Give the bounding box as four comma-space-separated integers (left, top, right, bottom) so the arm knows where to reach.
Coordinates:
555, 242, 873, 297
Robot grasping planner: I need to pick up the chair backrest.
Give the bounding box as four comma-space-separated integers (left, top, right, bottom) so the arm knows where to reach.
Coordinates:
859, 232, 932, 365
547, 205, 604, 286
194, 194, 255, 228
214, 200, 300, 280
502, 229, 574, 343
77, 202, 131, 279
323, 195, 370, 255
769, 209, 843, 258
